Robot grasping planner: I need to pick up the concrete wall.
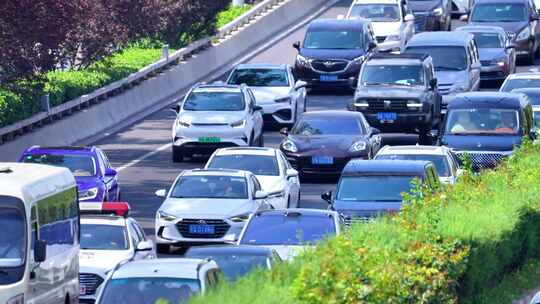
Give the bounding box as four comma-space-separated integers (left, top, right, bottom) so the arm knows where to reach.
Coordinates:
0, 0, 328, 161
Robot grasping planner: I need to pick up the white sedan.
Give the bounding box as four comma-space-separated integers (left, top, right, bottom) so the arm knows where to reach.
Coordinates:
227, 63, 307, 126
205, 147, 301, 209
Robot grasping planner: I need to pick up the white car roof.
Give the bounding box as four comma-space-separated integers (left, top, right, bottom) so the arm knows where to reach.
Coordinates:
352, 0, 400, 5
80, 215, 127, 227
112, 259, 210, 280
183, 169, 249, 178
507, 72, 540, 80
213, 147, 277, 157
377, 145, 450, 156
191, 87, 241, 94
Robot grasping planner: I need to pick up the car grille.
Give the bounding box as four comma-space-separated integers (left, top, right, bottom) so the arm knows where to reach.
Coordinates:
344, 216, 373, 226
481, 71, 505, 78
359, 98, 420, 112
455, 151, 511, 170
177, 219, 230, 239
376, 36, 386, 43
79, 273, 104, 296
311, 59, 349, 73
480, 60, 492, 66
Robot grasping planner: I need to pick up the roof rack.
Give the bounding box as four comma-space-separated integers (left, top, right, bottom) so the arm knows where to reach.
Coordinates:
370, 53, 430, 61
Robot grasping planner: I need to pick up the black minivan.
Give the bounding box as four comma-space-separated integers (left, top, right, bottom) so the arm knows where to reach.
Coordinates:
438, 92, 535, 171
293, 19, 378, 89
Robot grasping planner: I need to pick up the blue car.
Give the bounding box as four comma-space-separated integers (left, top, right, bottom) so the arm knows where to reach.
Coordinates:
19, 146, 120, 202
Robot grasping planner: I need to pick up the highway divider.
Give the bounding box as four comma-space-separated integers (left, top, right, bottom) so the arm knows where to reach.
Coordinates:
0, 0, 331, 160
191, 141, 540, 303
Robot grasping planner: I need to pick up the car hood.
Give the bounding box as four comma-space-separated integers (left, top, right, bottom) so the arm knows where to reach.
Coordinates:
479, 48, 506, 61
333, 200, 402, 217
469, 21, 527, 34
409, 0, 440, 12
180, 111, 245, 125
441, 134, 521, 151
355, 86, 426, 99
79, 250, 132, 272
160, 198, 257, 217
254, 176, 285, 193
250, 87, 291, 104
300, 48, 366, 60
289, 135, 367, 155
436, 70, 469, 86
76, 176, 102, 191
372, 22, 403, 37
258, 245, 308, 261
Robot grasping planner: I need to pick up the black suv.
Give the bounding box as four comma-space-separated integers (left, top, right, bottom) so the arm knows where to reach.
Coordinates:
293, 18, 378, 89
348, 53, 441, 144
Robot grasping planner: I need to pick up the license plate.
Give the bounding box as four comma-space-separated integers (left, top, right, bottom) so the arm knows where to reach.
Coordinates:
377, 112, 397, 122
198, 137, 221, 143
189, 224, 215, 234
320, 75, 338, 82
80, 286, 86, 295
312, 156, 334, 165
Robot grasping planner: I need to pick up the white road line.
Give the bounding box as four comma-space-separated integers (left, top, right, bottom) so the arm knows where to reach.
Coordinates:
117, 142, 172, 172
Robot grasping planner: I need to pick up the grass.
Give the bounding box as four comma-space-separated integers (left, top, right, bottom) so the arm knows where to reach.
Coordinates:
216, 4, 254, 29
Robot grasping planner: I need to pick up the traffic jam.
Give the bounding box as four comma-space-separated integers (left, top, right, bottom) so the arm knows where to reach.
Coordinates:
2, 0, 540, 303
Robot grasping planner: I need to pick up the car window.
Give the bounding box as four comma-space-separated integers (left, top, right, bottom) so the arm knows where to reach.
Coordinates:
336, 176, 416, 201
501, 78, 540, 92
251, 176, 262, 193
445, 108, 520, 135
471, 32, 504, 48
292, 117, 364, 136
207, 155, 280, 176
131, 220, 146, 241
361, 64, 425, 86
278, 151, 292, 170
471, 3, 527, 22
23, 153, 97, 177
406, 46, 467, 71
349, 4, 401, 22
80, 224, 129, 250
375, 154, 451, 177
128, 223, 141, 246
171, 175, 249, 199
228, 69, 289, 87
304, 28, 364, 50
184, 90, 245, 111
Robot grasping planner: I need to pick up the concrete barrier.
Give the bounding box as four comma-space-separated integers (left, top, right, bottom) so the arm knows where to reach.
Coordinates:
0, 0, 330, 161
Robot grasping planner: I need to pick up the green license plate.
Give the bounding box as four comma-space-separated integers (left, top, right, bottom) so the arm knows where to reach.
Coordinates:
198, 137, 221, 143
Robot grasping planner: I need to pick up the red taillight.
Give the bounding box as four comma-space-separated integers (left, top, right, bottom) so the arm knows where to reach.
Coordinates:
101, 202, 131, 217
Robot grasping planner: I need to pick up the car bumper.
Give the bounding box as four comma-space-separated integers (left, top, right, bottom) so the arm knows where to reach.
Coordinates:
294, 64, 361, 88
361, 112, 432, 132
155, 217, 245, 246
173, 134, 249, 155
480, 65, 508, 81
261, 103, 294, 124
282, 154, 368, 175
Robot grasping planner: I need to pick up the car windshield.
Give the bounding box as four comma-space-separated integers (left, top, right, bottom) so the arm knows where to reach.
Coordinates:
183, 91, 245, 111
292, 118, 363, 136
406, 46, 467, 71
99, 277, 200, 304
240, 213, 336, 245
349, 4, 401, 21
22, 153, 96, 177
471, 32, 504, 48
0, 208, 26, 267
375, 154, 450, 177
471, 3, 526, 22
185, 252, 269, 281
171, 175, 248, 199
446, 108, 520, 135
337, 176, 417, 201
501, 79, 540, 92
228, 69, 289, 87
303, 29, 363, 49
207, 155, 279, 176
361, 65, 425, 86
80, 224, 128, 250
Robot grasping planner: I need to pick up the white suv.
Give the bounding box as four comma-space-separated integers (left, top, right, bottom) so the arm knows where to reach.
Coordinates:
227, 63, 307, 126
154, 169, 273, 253
171, 84, 264, 162
345, 0, 415, 52
205, 147, 301, 209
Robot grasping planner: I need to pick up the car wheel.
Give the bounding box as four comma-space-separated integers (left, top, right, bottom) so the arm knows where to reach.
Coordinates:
156, 244, 170, 255
172, 146, 183, 163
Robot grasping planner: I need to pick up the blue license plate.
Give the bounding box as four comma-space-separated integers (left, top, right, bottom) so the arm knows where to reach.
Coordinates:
189, 224, 215, 235
377, 112, 397, 122
320, 75, 338, 82
312, 156, 334, 165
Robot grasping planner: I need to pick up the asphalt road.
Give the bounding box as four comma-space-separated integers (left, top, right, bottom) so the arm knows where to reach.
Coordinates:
93, 0, 540, 237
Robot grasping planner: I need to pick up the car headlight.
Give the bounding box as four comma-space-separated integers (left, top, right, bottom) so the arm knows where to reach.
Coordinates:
230, 119, 246, 128
449, 82, 468, 93
385, 35, 401, 41
406, 100, 423, 110
491, 58, 506, 67
281, 139, 298, 153
349, 141, 367, 152
351, 55, 365, 66
352, 100, 369, 109
229, 213, 251, 223
157, 210, 178, 222
275, 97, 292, 103
296, 54, 311, 66
516, 27, 530, 41
432, 7, 443, 15
79, 187, 99, 201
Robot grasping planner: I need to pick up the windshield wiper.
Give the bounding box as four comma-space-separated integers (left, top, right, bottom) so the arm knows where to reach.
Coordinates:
436, 66, 462, 71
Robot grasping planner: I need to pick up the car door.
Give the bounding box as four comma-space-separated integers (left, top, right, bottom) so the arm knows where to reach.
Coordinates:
247, 89, 263, 139
97, 149, 119, 201
278, 151, 300, 204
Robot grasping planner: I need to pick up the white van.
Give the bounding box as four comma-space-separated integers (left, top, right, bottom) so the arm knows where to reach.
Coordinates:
0, 163, 79, 304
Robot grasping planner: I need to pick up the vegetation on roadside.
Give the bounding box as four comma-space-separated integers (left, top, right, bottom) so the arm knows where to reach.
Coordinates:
191, 141, 540, 303
216, 4, 254, 29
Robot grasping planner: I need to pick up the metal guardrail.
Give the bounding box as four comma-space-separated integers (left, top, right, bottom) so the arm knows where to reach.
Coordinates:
0, 0, 285, 144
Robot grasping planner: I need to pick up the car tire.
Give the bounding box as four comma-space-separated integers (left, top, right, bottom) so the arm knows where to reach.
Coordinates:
172, 146, 183, 163
156, 244, 170, 255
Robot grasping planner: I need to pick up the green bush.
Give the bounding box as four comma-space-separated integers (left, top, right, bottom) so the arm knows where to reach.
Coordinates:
0, 89, 25, 128
192, 142, 540, 303
216, 4, 254, 29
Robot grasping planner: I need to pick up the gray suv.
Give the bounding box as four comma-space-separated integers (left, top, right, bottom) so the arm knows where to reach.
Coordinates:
349, 53, 441, 144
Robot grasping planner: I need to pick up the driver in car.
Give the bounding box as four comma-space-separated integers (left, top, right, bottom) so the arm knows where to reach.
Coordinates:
495, 111, 517, 133
451, 112, 477, 133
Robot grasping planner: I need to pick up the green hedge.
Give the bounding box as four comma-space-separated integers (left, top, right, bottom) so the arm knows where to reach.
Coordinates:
216, 4, 254, 29
0, 89, 25, 127
191, 142, 540, 303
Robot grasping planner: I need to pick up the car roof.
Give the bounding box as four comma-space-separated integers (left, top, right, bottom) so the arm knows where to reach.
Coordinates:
342, 159, 431, 175
308, 18, 369, 31
254, 208, 338, 218
186, 245, 275, 256
80, 215, 127, 226
213, 147, 277, 157
183, 168, 249, 177
112, 259, 211, 280
377, 145, 450, 156
449, 92, 529, 110
192, 84, 244, 93
352, 0, 400, 5
367, 53, 430, 66
407, 32, 473, 47
234, 63, 289, 70
23, 145, 96, 155
300, 110, 365, 119
506, 72, 540, 80
455, 25, 506, 34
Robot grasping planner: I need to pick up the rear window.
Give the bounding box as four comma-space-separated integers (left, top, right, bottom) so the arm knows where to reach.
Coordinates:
406, 46, 467, 71
22, 153, 96, 176
207, 155, 279, 176
184, 91, 245, 111
228, 69, 289, 87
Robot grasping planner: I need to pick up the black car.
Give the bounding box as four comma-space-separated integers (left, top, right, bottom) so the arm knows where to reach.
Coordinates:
279, 111, 382, 176
439, 92, 535, 171
465, 0, 540, 64
322, 159, 440, 225
293, 19, 378, 89
184, 245, 281, 281
409, 0, 452, 31
349, 53, 441, 144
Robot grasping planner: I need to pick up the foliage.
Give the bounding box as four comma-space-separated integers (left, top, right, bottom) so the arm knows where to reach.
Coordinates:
216, 4, 254, 29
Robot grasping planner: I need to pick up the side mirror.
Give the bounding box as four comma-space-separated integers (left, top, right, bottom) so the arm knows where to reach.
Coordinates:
280, 127, 289, 136
294, 80, 308, 90
170, 104, 180, 114
255, 190, 268, 200
34, 240, 47, 263
370, 127, 381, 135
368, 41, 377, 51
459, 14, 468, 22
430, 78, 438, 90
293, 41, 301, 50
253, 105, 263, 112
404, 14, 415, 22
155, 189, 167, 197
286, 168, 299, 178
321, 191, 332, 203
105, 168, 117, 177
136, 240, 153, 252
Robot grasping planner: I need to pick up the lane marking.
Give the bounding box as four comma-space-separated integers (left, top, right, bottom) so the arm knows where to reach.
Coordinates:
117, 142, 172, 172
